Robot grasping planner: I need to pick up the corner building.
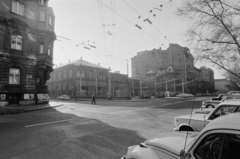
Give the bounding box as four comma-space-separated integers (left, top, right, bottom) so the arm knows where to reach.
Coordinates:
0, 0, 56, 105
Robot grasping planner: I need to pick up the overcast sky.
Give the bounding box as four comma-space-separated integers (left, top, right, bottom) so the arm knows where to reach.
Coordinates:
48, 0, 224, 78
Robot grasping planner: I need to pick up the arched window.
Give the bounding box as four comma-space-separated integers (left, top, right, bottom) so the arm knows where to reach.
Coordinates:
81, 70, 85, 77
69, 70, 72, 78
11, 31, 22, 50
9, 68, 20, 84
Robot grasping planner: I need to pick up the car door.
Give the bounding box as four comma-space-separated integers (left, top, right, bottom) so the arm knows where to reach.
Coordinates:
186, 131, 240, 159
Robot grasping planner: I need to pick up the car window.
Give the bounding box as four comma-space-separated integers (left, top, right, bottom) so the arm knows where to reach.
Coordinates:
221, 134, 240, 159
194, 134, 224, 159
209, 106, 236, 120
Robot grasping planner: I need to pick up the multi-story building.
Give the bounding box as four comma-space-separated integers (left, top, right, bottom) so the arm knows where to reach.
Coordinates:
131, 43, 195, 94
215, 78, 230, 93
0, 0, 56, 106
131, 44, 216, 95
47, 59, 129, 98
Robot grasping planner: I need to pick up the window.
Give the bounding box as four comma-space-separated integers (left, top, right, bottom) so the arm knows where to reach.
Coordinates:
39, 10, 45, 21
11, 32, 22, 50
39, 43, 44, 53
39, 0, 45, 6
82, 70, 85, 77
69, 70, 72, 78
47, 44, 51, 55
58, 72, 61, 80
194, 134, 223, 159
9, 68, 20, 84
49, 16, 53, 26
12, 1, 24, 16
0, 94, 6, 101
63, 71, 66, 78
89, 72, 92, 78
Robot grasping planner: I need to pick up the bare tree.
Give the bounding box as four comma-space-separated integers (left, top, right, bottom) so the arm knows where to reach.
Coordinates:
177, 0, 240, 78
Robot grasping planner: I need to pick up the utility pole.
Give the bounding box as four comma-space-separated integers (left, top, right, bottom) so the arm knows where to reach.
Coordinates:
127, 60, 130, 99
95, 70, 98, 96
182, 78, 184, 93
107, 67, 112, 100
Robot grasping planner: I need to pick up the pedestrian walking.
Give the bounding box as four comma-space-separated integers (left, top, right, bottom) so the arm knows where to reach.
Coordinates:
75, 95, 78, 102
91, 93, 96, 104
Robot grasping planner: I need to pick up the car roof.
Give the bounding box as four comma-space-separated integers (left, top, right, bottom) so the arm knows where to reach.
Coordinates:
219, 99, 240, 106
203, 112, 240, 131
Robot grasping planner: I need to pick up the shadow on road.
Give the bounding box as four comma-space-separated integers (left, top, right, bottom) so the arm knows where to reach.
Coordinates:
0, 107, 144, 159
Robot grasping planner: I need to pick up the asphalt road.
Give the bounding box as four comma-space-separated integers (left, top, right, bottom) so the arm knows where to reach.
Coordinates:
0, 97, 206, 159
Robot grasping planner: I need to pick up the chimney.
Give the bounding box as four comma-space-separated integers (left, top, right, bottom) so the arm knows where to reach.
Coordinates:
69, 59, 70, 63
60, 63, 61, 66
98, 63, 100, 66
81, 57, 82, 60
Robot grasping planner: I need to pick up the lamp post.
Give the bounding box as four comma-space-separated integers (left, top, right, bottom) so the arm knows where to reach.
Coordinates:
107, 67, 112, 100
126, 59, 130, 99
94, 70, 98, 96
137, 73, 142, 97
78, 71, 82, 96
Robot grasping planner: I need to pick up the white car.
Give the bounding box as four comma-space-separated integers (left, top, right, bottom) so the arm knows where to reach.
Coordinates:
58, 95, 70, 100
202, 95, 227, 108
121, 113, 240, 159
176, 93, 194, 98
174, 99, 240, 132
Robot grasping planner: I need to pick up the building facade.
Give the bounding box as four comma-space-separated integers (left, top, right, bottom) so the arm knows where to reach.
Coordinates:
215, 78, 230, 93
131, 44, 215, 95
47, 59, 129, 98
0, 0, 56, 105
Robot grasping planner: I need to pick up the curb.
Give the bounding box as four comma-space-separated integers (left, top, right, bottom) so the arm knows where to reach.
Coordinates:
0, 104, 64, 115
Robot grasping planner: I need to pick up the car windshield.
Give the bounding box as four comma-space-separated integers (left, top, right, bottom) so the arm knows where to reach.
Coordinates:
208, 105, 239, 120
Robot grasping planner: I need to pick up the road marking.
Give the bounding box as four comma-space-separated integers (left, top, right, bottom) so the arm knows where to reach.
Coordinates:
25, 119, 75, 128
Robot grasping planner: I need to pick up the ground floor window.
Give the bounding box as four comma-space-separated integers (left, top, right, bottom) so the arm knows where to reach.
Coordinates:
24, 94, 35, 100
0, 94, 6, 101
37, 94, 49, 101
9, 68, 20, 84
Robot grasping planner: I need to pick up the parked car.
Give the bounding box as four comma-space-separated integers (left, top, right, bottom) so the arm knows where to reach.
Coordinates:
228, 91, 240, 95
211, 94, 225, 100
58, 95, 70, 100
174, 99, 240, 132
202, 96, 227, 108
193, 107, 214, 114
121, 113, 240, 159
176, 93, 194, 98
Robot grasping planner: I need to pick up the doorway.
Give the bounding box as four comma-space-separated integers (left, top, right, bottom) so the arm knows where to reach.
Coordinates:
8, 94, 20, 105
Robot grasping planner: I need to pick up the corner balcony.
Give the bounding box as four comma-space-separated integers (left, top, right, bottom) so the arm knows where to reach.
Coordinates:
36, 54, 53, 65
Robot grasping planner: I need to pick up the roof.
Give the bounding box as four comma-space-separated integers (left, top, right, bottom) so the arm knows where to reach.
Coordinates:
55, 59, 108, 70
219, 99, 240, 105
203, 112, 240, 132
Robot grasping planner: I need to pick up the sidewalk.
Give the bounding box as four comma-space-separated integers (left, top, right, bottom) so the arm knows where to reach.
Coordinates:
0, 102, 64, 115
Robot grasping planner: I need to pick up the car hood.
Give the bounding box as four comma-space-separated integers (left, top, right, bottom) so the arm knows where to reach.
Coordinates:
175, 114, 206, 121
144, 132, 198, 156
193, 108, 214, 114
204, 100, 220, 103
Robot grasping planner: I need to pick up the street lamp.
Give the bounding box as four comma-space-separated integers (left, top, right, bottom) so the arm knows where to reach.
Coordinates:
137, 73, 142, 97
94, 70, 98, 96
